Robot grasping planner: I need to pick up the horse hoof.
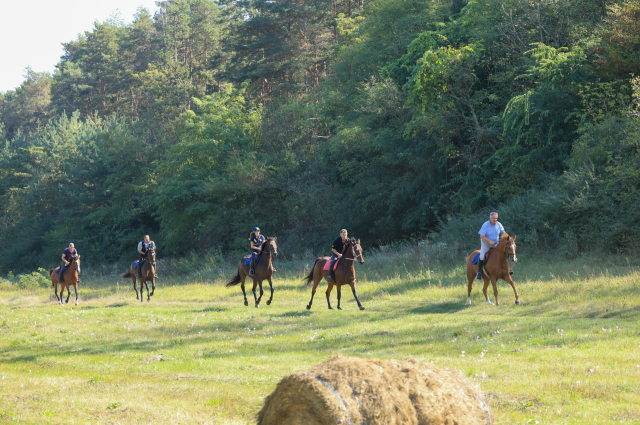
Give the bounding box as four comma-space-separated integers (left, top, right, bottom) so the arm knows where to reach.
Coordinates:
515, 300, 521, 305
266, 300, 271, 305
306, 305, 311, 310
467, 298, 472, 306
337, 307, 342, 310
255, 304, 260, 308
244, 301, 248, 306
328, 307, 333, 310
487, 300, 492, 305
75, 302, 79, 306
359, 306, 365, 311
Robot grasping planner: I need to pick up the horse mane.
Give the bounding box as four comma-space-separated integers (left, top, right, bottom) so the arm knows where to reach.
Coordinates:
260, 237, 273, 253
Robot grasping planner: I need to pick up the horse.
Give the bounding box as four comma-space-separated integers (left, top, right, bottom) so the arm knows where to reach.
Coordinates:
121, 247, 156, 302
304, 237, 365, 311
226, 237, 278, 307
465, 233, 520, 306
49, 255, 81, 306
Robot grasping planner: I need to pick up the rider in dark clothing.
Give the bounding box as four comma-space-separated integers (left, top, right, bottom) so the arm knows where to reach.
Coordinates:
137, 235, 156, 278
59, 243, 78, 283
327, 229, 348, 280
249, 227, 265, 276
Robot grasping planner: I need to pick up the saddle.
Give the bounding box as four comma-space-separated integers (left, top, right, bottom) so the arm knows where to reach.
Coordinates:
323, 259, 340, 271
244, 254, 260, 266
472, 250, 491, 265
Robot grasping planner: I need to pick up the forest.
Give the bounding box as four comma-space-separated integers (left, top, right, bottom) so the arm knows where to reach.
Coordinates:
1, 0, 639, 272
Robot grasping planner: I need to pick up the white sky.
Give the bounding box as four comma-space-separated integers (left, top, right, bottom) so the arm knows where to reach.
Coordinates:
0, 0, 160, 93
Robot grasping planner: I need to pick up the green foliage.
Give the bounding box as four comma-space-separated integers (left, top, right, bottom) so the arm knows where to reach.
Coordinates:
1, 0, 640, 273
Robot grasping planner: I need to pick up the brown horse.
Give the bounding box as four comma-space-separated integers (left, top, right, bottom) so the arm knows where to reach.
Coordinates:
466, 233, 520, 306
304, 238, 365, 311
49, 255, 81, 306
226, 237, 278, 307
121, 247, 156, 302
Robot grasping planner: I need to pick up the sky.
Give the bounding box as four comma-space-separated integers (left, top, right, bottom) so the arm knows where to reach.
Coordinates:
0, 0, 160, 93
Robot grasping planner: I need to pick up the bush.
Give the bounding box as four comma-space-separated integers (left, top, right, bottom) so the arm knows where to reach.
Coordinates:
16, 268, 50, 290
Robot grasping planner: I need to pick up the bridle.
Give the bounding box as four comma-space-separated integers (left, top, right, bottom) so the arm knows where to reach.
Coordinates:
343, 241, 364, 263
495, 240, 517, 262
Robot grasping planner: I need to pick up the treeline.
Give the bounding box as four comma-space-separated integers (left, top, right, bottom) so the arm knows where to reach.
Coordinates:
1, 0, 639, 272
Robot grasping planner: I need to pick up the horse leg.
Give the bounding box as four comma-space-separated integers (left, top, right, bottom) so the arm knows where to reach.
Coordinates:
256, 280, 264, 308
145, 280, 150, 301
336, 286, 343, 310
306, 273, 321, 310
326, 283, 334, 310
349, 283, 365, 310
467, 273, 474, 306
240, 272, 249, 306
482, 278, 492, 305
74, 284, 78, 306
252, 279, 259, 308
133, 276, 139, 300
266, 277, 274, 306
505, 275, 521, 305
139, 279, 144, 302
150, 277, 155, 297
54, 282, 60, 303
65, 286, 71, 304
491, 279, 500, 306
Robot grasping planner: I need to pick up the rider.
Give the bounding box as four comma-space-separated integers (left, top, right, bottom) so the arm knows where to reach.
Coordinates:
327, 229, 348, 280
137, 235, 156, 278
59, 243, 78, 283
248, 227, 265, 276
477, 212, 506, 279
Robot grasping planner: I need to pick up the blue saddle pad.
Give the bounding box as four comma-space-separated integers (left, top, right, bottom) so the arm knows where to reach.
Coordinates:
56, 268, 61, 274
134, 261, 140, 268
472, 250, 491, 265
244, 255, 260, 265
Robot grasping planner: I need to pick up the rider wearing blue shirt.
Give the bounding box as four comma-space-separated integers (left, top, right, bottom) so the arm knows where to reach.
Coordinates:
249, 227, 265, 276
477, 212, 507, 279
59, 243, 78, 282
137, 235, 156, 278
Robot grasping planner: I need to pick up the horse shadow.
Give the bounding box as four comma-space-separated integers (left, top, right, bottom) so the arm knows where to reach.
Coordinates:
410, 301, 467, 315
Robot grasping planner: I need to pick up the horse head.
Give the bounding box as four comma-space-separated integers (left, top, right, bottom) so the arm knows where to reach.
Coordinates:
502, 233, 517, 262
72, 254, 81, 274
147, 247, 157, 265
350, 238, 364, 265
264, 237, 278, 257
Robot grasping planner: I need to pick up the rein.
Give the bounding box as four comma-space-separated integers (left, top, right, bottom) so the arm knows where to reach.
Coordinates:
342, 244, 363, 262
493, 241, 516, 261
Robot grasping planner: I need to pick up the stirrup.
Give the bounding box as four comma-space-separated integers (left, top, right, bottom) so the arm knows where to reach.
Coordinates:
476, 271, 482, 279
249, 269, 255, 276
509, 269, 514, 275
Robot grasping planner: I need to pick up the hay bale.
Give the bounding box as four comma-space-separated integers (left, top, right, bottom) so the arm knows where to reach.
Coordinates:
257, 356, 491, 425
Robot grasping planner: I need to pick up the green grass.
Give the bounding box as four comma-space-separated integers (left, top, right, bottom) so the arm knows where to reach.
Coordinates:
1, 255, 639, 424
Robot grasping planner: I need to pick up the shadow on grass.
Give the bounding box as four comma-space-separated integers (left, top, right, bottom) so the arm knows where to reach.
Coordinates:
410, 301, 468, 315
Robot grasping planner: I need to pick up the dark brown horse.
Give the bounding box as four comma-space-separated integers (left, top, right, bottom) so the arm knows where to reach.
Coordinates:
466, 233, 520, 306
121, 247, 156, 302
49, 255, 81, 306
304, 238, 365, 311
226, 237, 278, 307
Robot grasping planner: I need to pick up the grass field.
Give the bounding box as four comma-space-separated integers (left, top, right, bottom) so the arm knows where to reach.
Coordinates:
1, 253, 639, 424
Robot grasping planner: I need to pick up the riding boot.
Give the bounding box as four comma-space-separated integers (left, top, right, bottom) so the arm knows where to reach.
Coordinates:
59, 263, 67, 282
137, 260, 144, 278
476, 259, 484, 280
327, 259, 337, 280
249, 258, 255, 276
509, 269, 514, 275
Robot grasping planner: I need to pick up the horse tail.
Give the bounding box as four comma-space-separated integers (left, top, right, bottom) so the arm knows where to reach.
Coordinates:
121, 270, 131, 278
226, 271, 242, 287
304, 259, 320, 288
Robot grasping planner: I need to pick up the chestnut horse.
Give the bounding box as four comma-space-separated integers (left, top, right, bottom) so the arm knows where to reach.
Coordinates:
466, 233, 520, 306
226, 237, 278, 307
121, 247, 156, 302
49, 255, 81, 306
304, 238, 365, 311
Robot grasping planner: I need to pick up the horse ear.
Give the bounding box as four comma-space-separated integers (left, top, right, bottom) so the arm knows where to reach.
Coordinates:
357, 239, 361, 244
513, 235, 516, 241
274, 237, 277, 241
